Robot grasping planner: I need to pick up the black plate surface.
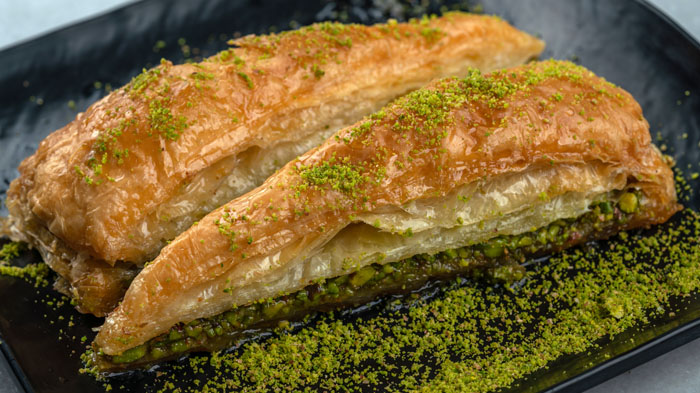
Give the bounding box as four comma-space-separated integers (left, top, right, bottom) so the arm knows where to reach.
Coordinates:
1, 0, 699, 392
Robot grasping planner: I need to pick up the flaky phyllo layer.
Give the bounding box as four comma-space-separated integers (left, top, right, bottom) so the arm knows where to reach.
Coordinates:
94, 60, 678, 360
178, 163, 623, 311
5, 13, 545, 316
95, 193, 640, 369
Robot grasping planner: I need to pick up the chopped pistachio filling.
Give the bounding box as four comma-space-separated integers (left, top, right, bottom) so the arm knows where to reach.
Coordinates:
96, 194, 638, 370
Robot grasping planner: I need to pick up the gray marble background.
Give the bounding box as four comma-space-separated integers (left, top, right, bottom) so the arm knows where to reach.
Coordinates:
0, 1, 698, 392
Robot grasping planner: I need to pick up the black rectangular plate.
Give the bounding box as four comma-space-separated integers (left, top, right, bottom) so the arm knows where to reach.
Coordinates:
1, 0, 699, 392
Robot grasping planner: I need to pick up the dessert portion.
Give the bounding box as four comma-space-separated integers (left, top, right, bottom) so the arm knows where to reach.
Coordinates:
93, 60, 679, 370
4, 13, 544, 316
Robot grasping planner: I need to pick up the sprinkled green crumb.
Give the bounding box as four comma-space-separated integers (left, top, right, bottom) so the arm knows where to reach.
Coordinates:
190, 71, 215, 81
153, 40, 167, 52
298, 158, 368, 196
0, 263, 49, 287
0, 242, 24, 262
148, 98, 188, 141
127, 68, 161, 97
0, 242, 49, 287
237, 72, 254, 89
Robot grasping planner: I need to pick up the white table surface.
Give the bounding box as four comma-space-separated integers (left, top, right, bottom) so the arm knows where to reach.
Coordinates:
0, 1, 698, 392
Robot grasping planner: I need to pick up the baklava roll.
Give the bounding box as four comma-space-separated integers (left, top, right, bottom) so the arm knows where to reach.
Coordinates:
93, 60, 679, 369
4, 13, 544, 316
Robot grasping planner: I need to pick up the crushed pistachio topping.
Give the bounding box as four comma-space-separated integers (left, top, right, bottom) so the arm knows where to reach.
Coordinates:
218, 13, 449, 82
236, 72, 254, 89
126, 67, 162, 98
215, 207, 248, 252
0, 242, 24, 262
148, 98, 188, 141
0, 241, 49, 287
297, 157, 368, 196
337, 59, 603, 156
189, 71, 214, 81
77, 60, 196, 184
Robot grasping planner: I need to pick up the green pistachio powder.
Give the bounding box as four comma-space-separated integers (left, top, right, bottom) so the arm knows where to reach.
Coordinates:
0, 242, 48, 287
2, 14, 700, 393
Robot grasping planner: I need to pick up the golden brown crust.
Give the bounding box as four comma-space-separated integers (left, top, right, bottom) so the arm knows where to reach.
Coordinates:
5, 13, 544, 315
95, 60, 679, 355
10, 13, 543, 263
5, 198, 137, 314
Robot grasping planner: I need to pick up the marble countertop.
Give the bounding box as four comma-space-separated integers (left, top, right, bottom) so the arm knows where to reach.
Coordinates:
0, 1, 698, 392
